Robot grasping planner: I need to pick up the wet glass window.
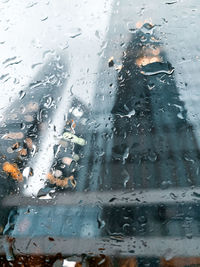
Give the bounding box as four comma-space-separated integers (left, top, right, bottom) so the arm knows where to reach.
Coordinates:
0, 0, 200, 266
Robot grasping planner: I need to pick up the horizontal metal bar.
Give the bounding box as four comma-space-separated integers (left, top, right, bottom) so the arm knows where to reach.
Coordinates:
2, 187, 200, 207
0, 236, 200, 257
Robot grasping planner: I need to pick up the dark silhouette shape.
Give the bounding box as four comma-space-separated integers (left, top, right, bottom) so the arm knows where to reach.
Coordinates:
110, 25, 200, 190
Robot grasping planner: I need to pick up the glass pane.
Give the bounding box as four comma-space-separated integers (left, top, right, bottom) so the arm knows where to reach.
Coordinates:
0, 0, 200, 266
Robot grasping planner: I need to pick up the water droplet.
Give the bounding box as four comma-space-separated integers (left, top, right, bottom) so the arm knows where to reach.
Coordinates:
122, 147, 129, 164
3, 56, 16, 65
26, 2, 38, 8
170, 192, 177, 200
116, 109, 136, 118
3, 57, 22, 68
19, 90, 26, 100
177, 112, 184, 119
62, 259, 77, 267
192, 191, 200, 198
7, 147, 13, 154
41, 16, 48, 21
148, 151, 157, 162
147, 83, 155, 90
121, 169, 130, 188
68, 28, 82, 38
95, 30, 100, 39
44, 96, 53, 109
31, 144, 37, 157
109, 197, 117, 202
0, 73, 9, 81
138, 216, 147, 224
184, 156, 194, 164
143, 22, 155, 30
127, 21, 136, 33
140, 22, 155, 34
97, 214, 105, 229
48, 74, 58, 85
42, 49, 55, 59
56, 61, 64, 70
97, 258, 106, 266
186, 232, 193, 239
108, 56, 114, 67
164, 248, 174, 261
122, 223, 130, 232
141, 62, 174, 76
70, 107, 83, 117
166, 1, 177, 5
31, 62, 42, 69
38, 193, 53, 200
141, 35, 147, 42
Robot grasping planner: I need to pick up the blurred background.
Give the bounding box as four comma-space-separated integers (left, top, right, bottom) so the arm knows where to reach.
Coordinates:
1, 0, 200, 266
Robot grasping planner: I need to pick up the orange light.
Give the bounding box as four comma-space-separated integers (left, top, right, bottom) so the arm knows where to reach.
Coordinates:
3, 162, 23, 181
